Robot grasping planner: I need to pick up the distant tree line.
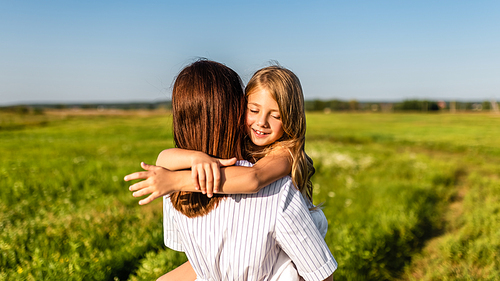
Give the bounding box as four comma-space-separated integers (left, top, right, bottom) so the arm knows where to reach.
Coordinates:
1, 99, 498, 114
0, 101, 172, 115
0, 105, 45, 115
304, 99, 497, 112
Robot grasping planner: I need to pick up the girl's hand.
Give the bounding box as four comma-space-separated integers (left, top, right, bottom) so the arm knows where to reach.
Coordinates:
191, 155, 237, 198
124, 162, 177, 205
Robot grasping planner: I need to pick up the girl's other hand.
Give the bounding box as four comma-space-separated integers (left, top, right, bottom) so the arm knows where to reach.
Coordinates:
124, 162, 175, 205
191, 155, 237, 198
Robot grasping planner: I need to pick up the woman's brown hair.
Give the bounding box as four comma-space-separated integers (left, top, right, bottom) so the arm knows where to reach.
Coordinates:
169, 59, 246, 218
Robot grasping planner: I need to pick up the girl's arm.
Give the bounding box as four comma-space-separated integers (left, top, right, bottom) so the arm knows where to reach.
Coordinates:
156, 148, 237, 195
233, 147, 292, 192
177, 146, 292, 194
124, 148, 292, 205
156, 148, 236, 172
156, 261, 196, 281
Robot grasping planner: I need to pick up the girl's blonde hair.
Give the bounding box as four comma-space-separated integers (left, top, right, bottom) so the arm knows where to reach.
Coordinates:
245, 65, 315, 203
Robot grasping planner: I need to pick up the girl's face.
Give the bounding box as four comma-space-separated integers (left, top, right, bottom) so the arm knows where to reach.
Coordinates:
245, 88, 284, 147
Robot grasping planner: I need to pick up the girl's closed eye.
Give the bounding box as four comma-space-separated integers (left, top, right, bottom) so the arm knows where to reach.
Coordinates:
247, 105, 259, 114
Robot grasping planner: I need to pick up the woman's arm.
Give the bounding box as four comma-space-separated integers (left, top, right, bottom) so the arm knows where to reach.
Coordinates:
124, 148, 292, 205
156, 261, 196, 281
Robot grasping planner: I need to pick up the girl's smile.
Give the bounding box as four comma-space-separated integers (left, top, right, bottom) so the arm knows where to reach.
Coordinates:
245, 88, 284, 146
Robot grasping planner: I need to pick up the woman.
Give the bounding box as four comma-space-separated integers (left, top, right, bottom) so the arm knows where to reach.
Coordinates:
126, 60, 336, 280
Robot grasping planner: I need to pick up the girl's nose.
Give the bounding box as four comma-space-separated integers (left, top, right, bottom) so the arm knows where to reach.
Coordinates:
256, 115, 268, 127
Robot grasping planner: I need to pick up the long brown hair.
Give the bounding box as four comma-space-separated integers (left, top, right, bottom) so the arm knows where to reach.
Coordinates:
169, 59, 246, 218
245, 65, 315, 203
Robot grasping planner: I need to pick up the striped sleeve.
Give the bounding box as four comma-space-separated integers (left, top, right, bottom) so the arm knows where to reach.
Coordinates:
309, 207, 329, 238
163, 195, 184, 252
276, 182, 337, 281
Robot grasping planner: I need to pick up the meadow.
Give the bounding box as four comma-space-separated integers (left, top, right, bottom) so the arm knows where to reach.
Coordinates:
1, 110, 499, 280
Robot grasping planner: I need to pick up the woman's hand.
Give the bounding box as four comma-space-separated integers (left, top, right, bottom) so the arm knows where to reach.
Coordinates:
124, 162, 178, 205
190, 154, 237, 197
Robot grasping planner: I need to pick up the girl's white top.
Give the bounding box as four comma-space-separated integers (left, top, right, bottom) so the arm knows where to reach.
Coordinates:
163, 160, 337, 281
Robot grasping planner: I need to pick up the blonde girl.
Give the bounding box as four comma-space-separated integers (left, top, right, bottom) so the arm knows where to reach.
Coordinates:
243, 65, 316, 205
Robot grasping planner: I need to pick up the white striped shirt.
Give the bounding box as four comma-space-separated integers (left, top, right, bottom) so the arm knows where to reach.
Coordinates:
163, 160, 337, 281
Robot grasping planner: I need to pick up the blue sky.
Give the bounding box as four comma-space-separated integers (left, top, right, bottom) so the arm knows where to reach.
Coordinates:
1, 0, 499, 105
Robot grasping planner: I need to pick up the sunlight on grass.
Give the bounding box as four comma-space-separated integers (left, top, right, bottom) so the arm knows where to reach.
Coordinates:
1, 111, 500, 280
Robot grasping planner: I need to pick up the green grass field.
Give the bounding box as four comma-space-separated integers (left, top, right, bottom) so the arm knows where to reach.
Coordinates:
1, 110, 499, 280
